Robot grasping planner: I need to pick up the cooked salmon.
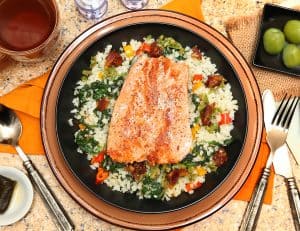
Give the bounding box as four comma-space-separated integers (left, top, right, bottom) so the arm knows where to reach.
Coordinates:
106, 56, 192, 164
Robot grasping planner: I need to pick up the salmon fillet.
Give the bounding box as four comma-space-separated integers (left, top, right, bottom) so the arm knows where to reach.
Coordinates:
107, 56, 192, 164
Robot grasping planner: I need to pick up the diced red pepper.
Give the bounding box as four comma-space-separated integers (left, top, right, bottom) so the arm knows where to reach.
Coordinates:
185, 181, 202, 192
193, 74, 203, 82
91, 151, 105, 164
136, 43, 151, 55
219, 112, 232, 125
95, 167, 109, 184
185, 183, 192, 192
97, 98, 109, 111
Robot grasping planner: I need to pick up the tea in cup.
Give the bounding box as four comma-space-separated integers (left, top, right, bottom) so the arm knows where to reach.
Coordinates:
0, 0, 60, 62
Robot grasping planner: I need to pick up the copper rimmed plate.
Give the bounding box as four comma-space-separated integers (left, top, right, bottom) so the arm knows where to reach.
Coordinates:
41, 10, 263, 230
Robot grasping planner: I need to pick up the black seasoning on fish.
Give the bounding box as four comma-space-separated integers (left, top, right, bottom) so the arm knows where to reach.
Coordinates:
0, 175, 16, 213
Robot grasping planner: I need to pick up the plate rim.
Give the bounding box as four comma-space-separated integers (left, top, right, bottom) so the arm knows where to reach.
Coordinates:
41, 10, 263, 230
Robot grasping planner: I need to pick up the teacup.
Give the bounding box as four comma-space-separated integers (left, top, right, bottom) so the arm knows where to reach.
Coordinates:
0, 0, 60, 62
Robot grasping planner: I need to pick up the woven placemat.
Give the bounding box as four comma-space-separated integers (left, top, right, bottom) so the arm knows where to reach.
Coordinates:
225, 7, 300, 99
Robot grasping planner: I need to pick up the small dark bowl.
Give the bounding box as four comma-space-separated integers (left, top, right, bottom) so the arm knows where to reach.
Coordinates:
253, 3, 300, 77
41, 10, 262, 230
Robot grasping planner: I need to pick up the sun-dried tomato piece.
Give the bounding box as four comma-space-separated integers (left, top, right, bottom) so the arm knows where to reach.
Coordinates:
201, 103, 215, 126
148, 42, 163, 58
166, 168, 188, 187
213, 147, 228, 167
127, 162, 147, 180
205, 74, 224, 88
105, 50, 123, 67
191, 45, 202, 60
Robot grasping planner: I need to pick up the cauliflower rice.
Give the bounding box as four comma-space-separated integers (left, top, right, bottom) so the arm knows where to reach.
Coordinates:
70, 35, 238, 200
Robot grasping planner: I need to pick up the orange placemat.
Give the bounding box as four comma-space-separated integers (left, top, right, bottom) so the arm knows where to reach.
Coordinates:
0, 0, 273, 204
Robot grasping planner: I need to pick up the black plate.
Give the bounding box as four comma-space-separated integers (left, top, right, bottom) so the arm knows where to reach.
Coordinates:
253, 3, 300, 77
56, 23, 247, 213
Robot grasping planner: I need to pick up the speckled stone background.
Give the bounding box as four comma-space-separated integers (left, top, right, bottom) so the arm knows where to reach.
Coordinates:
0, 0, 299, 230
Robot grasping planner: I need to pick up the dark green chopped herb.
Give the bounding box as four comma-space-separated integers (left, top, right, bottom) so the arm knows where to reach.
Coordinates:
191, 145, 211, 163
91, 81, 110, 100
176, 55, 186, 60
76, 85, 92, 106
95, 108, 112, 128
102, 155, 125, 172
192, 94, 200, 112
180, 154, 198, 167
89, 76, 124, 100
75, 129, 101, 154
142, 176, 164, 199
193, 116, 200, 125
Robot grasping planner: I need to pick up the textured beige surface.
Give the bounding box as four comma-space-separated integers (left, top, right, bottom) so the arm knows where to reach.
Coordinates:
225, 8, 300, 98
0, 0, 299, 230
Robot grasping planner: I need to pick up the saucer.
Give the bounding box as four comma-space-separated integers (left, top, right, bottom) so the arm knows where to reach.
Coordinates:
0, 166, 33, 226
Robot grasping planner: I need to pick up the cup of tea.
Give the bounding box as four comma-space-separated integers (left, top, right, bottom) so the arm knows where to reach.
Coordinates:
0, 0, 60, 62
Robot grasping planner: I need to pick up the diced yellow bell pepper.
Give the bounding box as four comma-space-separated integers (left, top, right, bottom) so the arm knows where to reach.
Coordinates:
79, 124, 86, 130
196, 166, 207, 176
191, 124, 200, 140
123, 45, 135, 58
98, 72, 104, 80
192, 81, 202, 92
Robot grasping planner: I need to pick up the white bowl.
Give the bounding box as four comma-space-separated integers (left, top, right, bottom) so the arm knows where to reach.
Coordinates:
0, 166, 33, 226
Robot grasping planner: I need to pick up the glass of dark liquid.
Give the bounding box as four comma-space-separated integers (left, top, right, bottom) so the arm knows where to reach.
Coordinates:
0, 0, 60, 62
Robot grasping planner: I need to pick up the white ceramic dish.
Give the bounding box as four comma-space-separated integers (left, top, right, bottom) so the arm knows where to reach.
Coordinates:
0, 166, 33, 226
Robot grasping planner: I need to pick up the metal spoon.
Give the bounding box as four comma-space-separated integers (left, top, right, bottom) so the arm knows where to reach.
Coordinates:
0, 104, 74, 231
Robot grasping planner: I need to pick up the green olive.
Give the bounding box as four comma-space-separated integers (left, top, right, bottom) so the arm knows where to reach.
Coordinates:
283, 20, 300, 44
282, 44, 300, 68
263, 28, 285, 55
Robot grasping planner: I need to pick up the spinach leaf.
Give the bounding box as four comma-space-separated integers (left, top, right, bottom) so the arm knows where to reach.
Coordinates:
75, 129, 101, 154
102, 155, 125, 172
181, 153, 197, 167
142, 176, 164, 200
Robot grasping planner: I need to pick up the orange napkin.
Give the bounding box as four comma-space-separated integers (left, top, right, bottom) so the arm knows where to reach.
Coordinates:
234, 130, 274, 204
161, 0, 204, 20
0, 0, 274, 204
0, 72, 48, 154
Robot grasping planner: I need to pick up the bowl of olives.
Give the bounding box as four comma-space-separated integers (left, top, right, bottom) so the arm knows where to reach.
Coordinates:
253, 4, 300, 77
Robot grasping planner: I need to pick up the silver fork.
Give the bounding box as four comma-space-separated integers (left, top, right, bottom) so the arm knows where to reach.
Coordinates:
239, 94, 300, 231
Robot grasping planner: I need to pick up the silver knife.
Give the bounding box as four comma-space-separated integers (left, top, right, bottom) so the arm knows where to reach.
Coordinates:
264, 90, 300, 231
273, 136, 300, 231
